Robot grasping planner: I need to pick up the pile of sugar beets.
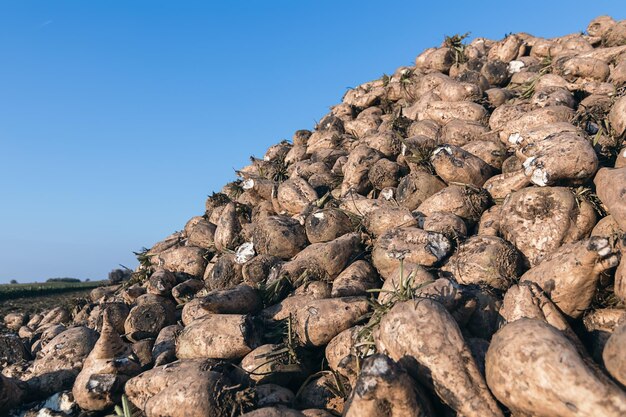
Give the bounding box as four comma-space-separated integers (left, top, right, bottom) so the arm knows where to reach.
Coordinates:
3, 15, 626, 417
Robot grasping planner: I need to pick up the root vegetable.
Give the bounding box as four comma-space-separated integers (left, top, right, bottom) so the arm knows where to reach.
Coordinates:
331, 260, 380, 297
595, 167, 626, 230
439, 119, 489, 146
171, 278, 204, 304
520, 237, 619, 318
377, 264, 435, 304
363, 206, 417, 237
152, 324, 182, 366
477, 205, 501, 236
153, 245, 207, 277
280, 233, 362, 282
375, 298, 503, 417
27, 326, 98, 397
372, 227, 451, 280
341, 145, 383, 196
499, 186, 597, 266
461, 139, 507, 171
344, 354, 431, 417
368, 158, 403, 190
124, 298, 176, 342
499, 105, 574, 143
277, 177, 318, 215
363, 132, 402, 159
252, 216, 308, 259
442, 235, 523, 290
200, 284, 261, 314
291, 297, 369, 347
483, 169, 531, 200
206, 253, 244, 290
241, 344, 302, 385
499, 282, 585, 351
146, 268, 177, 297
481, 60, 511, 87
88, 302, 129, 335
214, 202, 244, 252
486, 318, 626, 417
181, 298, 209, 326
561, 57, 610, 81
132, 339, 155, 369
431, 145, 494, 186
603, 322, 626, 386
501, 154, 523, 173
304, 209, 353, 244
420, 101, 487, 124
73, 312, 141, 410
587, 15, 617, 37
396, 172, 446, 211
419, 211, 467, 241
176, 314, 259, 360
417, 184, 491, 224
294, 372, 345, 414
584, 309, 626, 362
125, 359, 235, 417
4, 313, 27, 331
325, 326, 361, 381
603, 20, 626, 47
488, 34, 525, 62
518, 131, 598, 186
38, 307, 70, 328
186, 217, 217, 249
243, 254, 282, 286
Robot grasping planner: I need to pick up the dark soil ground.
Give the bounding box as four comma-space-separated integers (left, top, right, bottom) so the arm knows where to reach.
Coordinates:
0, 289, 93, 320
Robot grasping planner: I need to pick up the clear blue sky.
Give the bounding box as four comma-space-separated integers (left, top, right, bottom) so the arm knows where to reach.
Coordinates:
0, 1, 622, 283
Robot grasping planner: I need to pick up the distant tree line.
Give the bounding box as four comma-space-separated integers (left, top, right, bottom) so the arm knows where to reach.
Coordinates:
46, 278, 82, 283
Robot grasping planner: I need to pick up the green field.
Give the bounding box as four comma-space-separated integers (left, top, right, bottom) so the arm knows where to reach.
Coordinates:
0, 280, 107, 300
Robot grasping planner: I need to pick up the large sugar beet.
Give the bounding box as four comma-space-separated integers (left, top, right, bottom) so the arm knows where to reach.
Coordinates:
176, 314, 259, 360
417, 184, 491, 224
252, 216, 308, 259
372, 227, 451, 280
520, 237, 619, 318
304, 209, 353, 243
343, 354, 432, 417
277, 177, 318, 215
341, 145, 383, 196
214, 202, 244, 252
499, 187, 596, 266
603, 322, 626, 387
26, 326, 98, 397
431, 145, 493, 187
396, 171, 446, 211
124, 296, 176, 342
125, 360, 235, 417
153, 245, 207, 277
442, 235, 523, 290
279, 233, 362, 281
376, 298, 503, 417
331, 260, 380, 297
291, 297, 370, 347
595, 167, 626, 231
362, 206, 417, 237
486, 319, 626, 417
518, 131, 598, 186
73, 312, 141, 411
0, 375, 27, 413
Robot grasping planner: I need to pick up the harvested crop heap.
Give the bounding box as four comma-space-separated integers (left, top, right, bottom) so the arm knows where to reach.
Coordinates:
3, 15, 626, 417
